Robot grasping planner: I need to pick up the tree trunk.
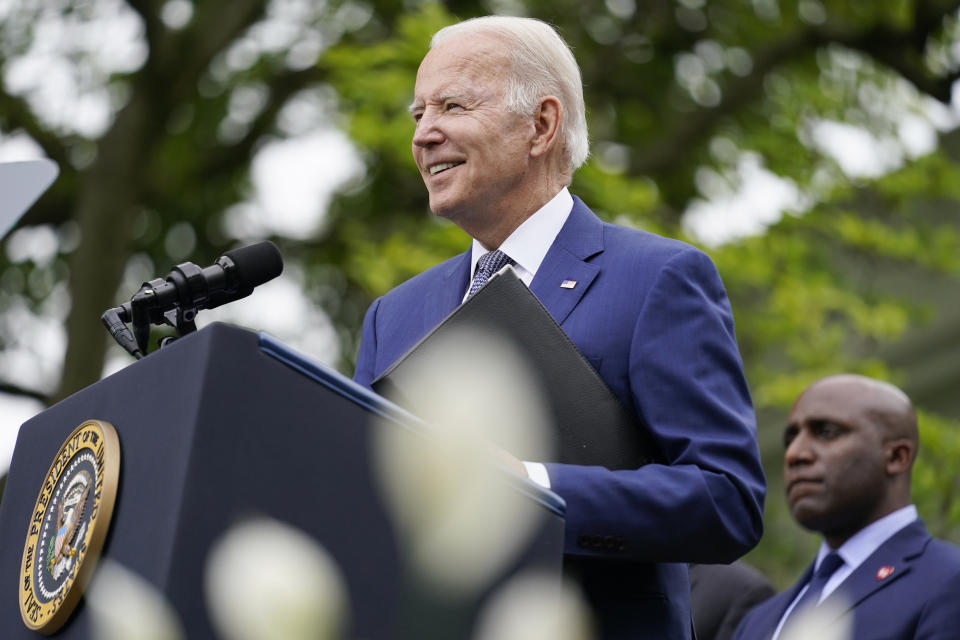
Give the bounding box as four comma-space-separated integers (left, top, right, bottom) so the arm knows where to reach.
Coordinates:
56, 93, 154, 401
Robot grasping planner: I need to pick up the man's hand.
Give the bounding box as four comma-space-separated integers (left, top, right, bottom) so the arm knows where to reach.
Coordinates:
487, 443, 529, 477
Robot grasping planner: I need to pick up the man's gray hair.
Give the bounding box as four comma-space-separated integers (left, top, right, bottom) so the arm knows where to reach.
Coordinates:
431, 16, 590, 173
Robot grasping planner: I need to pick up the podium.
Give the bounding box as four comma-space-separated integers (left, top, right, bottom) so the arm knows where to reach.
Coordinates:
0, 323, 565, 638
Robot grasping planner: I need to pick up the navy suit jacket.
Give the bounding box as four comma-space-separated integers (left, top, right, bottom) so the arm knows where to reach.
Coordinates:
689, 561, 776, 640
732, 520, 960, 640
355, 197, 766, 639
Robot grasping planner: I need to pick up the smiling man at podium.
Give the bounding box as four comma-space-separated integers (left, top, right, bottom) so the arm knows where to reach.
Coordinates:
353, 16, 766, 640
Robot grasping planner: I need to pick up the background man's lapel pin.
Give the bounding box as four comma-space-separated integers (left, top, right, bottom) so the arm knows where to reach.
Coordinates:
560, 279, 577, 289
876, 565, 895, 580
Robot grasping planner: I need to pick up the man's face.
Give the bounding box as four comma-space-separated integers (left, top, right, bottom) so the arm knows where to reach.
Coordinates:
410, 34, 537, 231
782, 380, 891, 541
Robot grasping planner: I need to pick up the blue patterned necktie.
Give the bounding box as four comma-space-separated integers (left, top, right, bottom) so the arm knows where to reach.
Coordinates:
467, 249, 513, 298
781, 551, 844, 632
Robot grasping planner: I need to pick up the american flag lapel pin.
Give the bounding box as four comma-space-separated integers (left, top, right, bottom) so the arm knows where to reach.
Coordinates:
560, 279, 577, 289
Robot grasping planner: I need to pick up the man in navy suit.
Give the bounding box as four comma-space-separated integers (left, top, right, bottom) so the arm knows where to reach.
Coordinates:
353, 15, 766, 639
733, 375, 960, 640
689, 561, 775, 640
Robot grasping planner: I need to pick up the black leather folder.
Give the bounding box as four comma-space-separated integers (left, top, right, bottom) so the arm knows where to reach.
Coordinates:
372, 266, 659, 469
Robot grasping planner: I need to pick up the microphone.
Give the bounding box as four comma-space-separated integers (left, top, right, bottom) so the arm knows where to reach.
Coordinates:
102, 241, 283, 357
140, 240, 283, 314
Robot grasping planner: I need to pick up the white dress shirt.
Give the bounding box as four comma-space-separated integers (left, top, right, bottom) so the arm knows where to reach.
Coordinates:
772, 505, 919, 640
463, 187, 573, 488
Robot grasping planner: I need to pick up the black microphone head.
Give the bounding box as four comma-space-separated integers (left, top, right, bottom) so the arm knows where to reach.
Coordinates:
223, 241, 283, 288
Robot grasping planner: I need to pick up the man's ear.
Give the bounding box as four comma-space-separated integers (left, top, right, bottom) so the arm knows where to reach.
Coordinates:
530, 96, 562, 158
885, 438, 914, 475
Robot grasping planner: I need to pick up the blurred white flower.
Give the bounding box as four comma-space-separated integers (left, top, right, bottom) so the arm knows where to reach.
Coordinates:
204, 517, 349, 640
779, 596, 852, 640
86, 559, 184, 640
373, 326, 554, 595
473, 571, 595, 640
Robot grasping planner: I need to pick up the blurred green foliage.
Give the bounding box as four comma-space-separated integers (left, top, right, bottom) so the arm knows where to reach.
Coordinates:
914, 410, 960, 541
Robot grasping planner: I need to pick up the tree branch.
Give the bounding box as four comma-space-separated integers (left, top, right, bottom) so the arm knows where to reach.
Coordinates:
827, 1, 960, 102
123, 0, 165, 58
0, 382, 49, 404
631, 4, 960, 178
154, 0, 270, 103
18, 184, 76, 227
195, 67, 328, 180
631, 30, 823, 177
0, 83, 75, 171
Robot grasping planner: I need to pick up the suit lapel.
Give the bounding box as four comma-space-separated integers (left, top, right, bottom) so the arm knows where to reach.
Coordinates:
822, 519, 929, 615
734, 576, 806, 640
773, 564, 816, 631
530, 196, 603, 325
430, 197, 603, 331
744, 522, 929, 639
424, 250, 471, 332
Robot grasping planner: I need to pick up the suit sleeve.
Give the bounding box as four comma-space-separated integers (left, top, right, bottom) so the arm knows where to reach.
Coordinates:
353, 296, 382, 388
716, 575, 776, 640
730, 604, 766, 640
544, 248, 766, 562
690, 562, 776, 640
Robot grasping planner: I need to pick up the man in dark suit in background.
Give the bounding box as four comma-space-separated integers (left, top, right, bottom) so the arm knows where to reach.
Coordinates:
733, 374, 960, 640
353, 15, 766, 639
689, 561, 775, 640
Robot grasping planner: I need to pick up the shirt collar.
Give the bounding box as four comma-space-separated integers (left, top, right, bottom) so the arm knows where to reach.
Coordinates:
815, 504, 918, 572
469, 187, 573, 280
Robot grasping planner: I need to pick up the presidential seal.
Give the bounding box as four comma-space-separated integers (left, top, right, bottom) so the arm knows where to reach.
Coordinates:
19, 419, 120, 633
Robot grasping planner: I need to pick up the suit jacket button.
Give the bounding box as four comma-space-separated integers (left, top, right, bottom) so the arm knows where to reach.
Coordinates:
577, 534, 590, 548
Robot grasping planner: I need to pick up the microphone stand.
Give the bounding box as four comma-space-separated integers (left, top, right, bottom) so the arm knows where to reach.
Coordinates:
101, 278, 200, 359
